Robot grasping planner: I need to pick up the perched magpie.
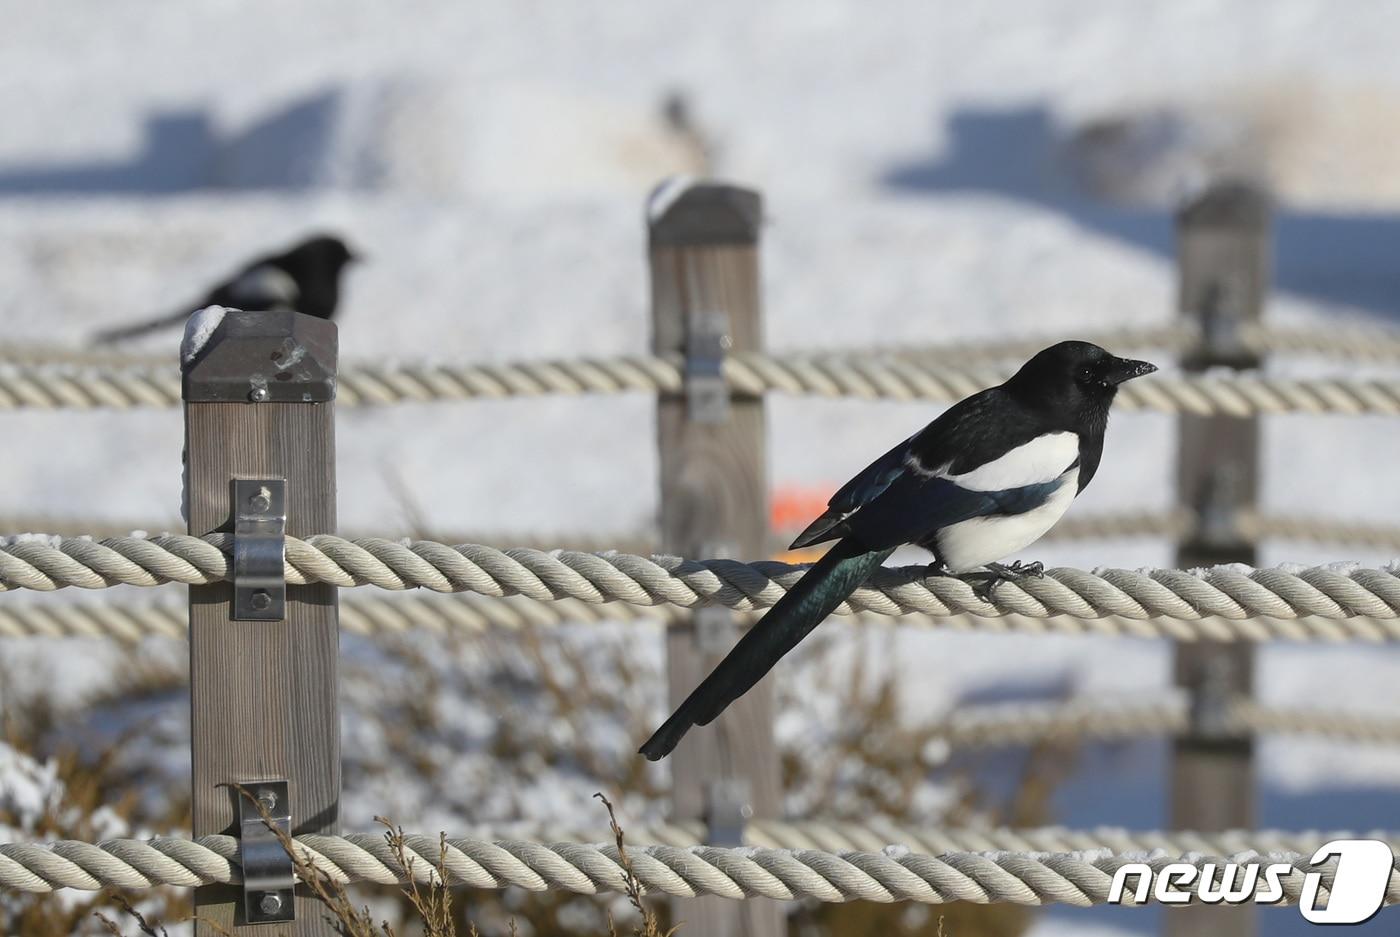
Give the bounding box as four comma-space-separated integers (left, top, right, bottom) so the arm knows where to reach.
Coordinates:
639, 340, 1157, 760
94, 234, 358, 343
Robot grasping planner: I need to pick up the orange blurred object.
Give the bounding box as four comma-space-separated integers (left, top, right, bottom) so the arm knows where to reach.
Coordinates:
769, 484, 834, 559
769, 484, 832, 533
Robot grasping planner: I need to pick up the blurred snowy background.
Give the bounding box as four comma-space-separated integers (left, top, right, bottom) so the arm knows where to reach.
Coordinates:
2, 1, 1400, 934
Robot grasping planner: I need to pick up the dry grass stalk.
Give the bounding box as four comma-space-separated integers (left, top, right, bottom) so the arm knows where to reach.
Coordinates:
228, 782, 383, 936
377, 818, 458, 937
93, 893, 169, 937
229, 784, 512, 937
593, 792, 678, 937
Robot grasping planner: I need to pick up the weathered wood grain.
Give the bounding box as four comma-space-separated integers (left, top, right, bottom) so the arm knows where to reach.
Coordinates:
185, 313, 340, 936
651, 181, 784, 937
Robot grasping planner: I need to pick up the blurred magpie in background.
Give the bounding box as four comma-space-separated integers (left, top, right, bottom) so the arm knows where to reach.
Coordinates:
94, 233, 358, 342
640, 340, 1158, 760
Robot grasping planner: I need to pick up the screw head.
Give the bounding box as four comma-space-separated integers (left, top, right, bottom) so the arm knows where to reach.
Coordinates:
249, 489, 272, 513
256, 787, 278, 811
259, 892, 283, 916
249, 386, 270, 402
250, 590, 272, 611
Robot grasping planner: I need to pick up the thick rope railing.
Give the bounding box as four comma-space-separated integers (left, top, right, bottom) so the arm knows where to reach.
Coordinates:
0, 344, 172, 368
0, 593, 1387, 744
899, 322, 1400, 365
4, 536, 1400, 628
8, 354, 1400, 415
1229, 701, 1400, 745
9, 592, 1400, 644
929, 698, 1400, 748
11, 322, 1400, 370
2, 834, 1397, 907
9, 510, 1400, 553
1236, 513, 1400, 551
0, 593, 686, 641
464, 821, 1400, 857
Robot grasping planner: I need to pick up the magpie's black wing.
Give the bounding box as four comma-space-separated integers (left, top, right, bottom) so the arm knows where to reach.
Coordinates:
789, 433, 915, 549
840, 464, 1063, 551
93, 261, 301, 344
789, 388, 1034, 550
209, 264, 301, 312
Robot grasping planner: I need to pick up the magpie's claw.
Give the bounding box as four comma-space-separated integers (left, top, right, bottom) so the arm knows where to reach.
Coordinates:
960, 560, 1045, 601
970, 575, 1000, 603
957, 569, 1004, 602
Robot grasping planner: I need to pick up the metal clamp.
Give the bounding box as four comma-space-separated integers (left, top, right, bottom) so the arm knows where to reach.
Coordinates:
238, 780, 294, 925
685, 310, 731, 423
233, 479, 286, 620
704, 779, 752, 847
694, 606, 737, 656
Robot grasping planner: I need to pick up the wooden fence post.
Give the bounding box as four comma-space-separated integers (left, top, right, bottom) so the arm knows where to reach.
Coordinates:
182, 309, 341, 936
649, 179, 783, 937
1168, 181, 1270, 937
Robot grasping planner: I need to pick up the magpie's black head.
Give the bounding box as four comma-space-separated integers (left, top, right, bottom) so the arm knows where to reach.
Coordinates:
279, 234, 359, 273
1006, 340, 1157, 425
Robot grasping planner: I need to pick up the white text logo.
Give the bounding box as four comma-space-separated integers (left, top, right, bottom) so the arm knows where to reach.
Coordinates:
1105, 839, 1392, 924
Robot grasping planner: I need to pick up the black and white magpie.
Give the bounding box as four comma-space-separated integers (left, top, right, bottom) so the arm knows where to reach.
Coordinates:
94, 233, 358, 343
639, 340, 1157, 760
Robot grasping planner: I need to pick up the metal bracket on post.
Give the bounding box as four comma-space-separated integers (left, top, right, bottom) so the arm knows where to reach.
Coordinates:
685, 310, 731, 424
704, 779, 752, 847
238, 780, 294, 925
232, 479, 286, 621
693, 606, 737, 656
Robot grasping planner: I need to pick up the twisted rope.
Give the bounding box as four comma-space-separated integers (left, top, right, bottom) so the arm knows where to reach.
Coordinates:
932, 698, 1400, 748
0, 344, 172, 368
2, 834, 1396, 907
1243, 323, 1400, 362
1237, 513, 1400, 551
10, 592, 1400, 644
1044, 510, 1192, 542
902, 323, 1400, 365
0, 511, 1224, 549
11, 322, 1400, 371
1229, 701, 1400, 746
9, 510, 1400, 554
475, 822, 1400, 858
7, 354, 1400, 415
4, 536, 1400, 629
0, 597, 1386, 748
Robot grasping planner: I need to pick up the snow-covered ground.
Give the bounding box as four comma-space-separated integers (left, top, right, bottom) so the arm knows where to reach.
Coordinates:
3, 2, 1400, 934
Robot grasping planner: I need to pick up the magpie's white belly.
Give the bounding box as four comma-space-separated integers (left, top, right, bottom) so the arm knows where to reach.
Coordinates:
934, 468, 1080, 572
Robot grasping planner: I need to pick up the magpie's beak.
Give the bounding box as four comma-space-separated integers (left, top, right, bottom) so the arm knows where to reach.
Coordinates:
1104, 357, 1158, 385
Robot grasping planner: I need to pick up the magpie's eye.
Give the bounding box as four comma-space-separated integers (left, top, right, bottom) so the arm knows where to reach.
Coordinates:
1075, 366, 1095, 384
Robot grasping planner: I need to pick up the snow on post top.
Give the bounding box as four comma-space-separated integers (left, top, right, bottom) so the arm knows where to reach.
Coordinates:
180, 305, 228, 368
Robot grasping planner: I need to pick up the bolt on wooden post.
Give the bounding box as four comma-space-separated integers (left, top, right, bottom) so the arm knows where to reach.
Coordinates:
1168, 181, 1269, 937
182, 309, 341, 936
649, 179, 783, 937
